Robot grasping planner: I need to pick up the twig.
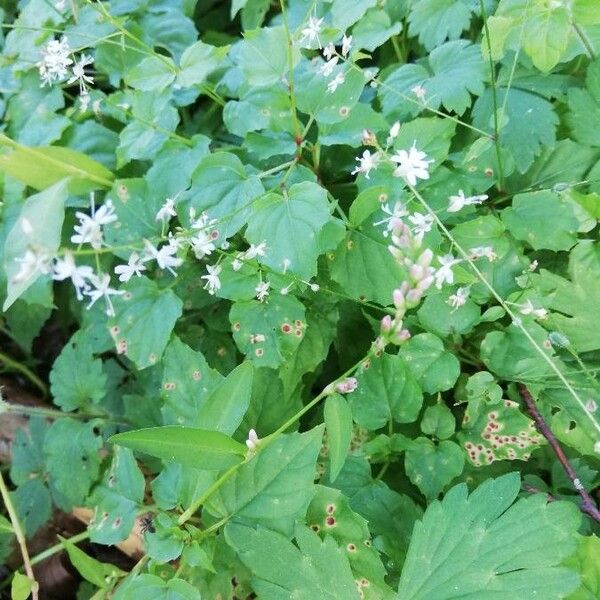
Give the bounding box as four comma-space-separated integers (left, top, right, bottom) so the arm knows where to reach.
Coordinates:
0, 471, 39, 599
518, 383, 600, 524
521, 483, 555, 503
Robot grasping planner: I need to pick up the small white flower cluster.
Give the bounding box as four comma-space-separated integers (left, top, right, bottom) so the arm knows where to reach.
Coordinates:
231, 241, 267, 271
447, 190, 488, 213
38, 36, 95, 111
518, 299, 548, 320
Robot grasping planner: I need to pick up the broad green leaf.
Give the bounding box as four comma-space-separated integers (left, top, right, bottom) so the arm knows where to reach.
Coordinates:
62, 537, 125, 588
405, 438, 464, 500
350, 353, 423, 429
230, 294, 306, 368
420, 404, 455, 440
182, 152, 264, 237
225, 522, 360, 600
380, 41, 485, 117
399, 333, 460, 394
0, 136, 114, 193
473, 87, 558, 173
3, 179, 68, 310
417, 292, 480, 338
245, 181, 332, 280
408, 0, 473, 50
458, 372, 543, 466
329, 0, 376, 29
125, 56, 176, 91
397, 473, 581, 599
12, 479, 51, 536
152, 463, 214, 511
533, 242, 600, 353
113, 575, 201, 600
502, 190, 579, 251
49, 330, 107, 411
177, 40, 228, 87
44, 419, 102, 508
564, 535, 600, 600
9, 417, 48, 486
324, 394, 353, 482
145, 513, 187, 562
206, 427, 323, 535
109, 277, 183, 370
305, 486, 394, 600
110, 426, 246, 470
235, 26, 299, 86
351, 9, 402, 51
11, 573, 35, 600
523, 6, 571, 72
567, 59, 600, 146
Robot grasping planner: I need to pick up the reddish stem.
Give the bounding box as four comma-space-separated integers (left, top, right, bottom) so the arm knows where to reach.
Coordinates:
518, 383, 600, 524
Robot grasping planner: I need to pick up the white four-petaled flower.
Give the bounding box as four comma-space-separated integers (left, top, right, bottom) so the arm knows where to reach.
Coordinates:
84, 273, 124, 317
202, 264, 222, 295
114, 252, 146, 283
447, 189, 489, 213
327, 72, 345, 93
351, 150, 379, 179
71, 199, 117, 249
155, 197, 177, 222
390, 143, 433, 186
300, 15, 324, 48
447, 287, 470, 309
67, 54, 94, 94
255, 280, 270, 302
142, 240, 183, 276
407, 212, 434, 240
52, 251, 94, 299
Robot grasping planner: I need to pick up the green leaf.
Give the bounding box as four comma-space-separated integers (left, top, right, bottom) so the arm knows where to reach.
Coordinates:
380, 41, 485, 117
564, 534, 600, 600
408, 0, 473, 50
225, 523, 360, 600
522, 6, 571, 72
349, 353, 423, 429
420, 404, 456, 440
110, 426, 247, 470
113, 575, 201, 600
352, 9, 402, 51
49, 330, 107, 411
235, 26, 299, 87
109, 277, 183, 370
397, 473, 581, 599
568, 59, 600, 146
11, 573, 35, 600
206, 427, 323, 535
3, 179, 68, 310
183, 152, 264, 237
44, 419, 102, 508
125, 56, 176, 91
399, 333, 460, 394
12, 479, 51, 537
177, 40, 228, 87
502, 190, 579, 251
62, 536, 125, 588
404, 438, 464, 500
0, 136, 114, 193
230, 294, 306, 368
392, 117, 455, 166
245, 181, 332, 280
417, 291, 480, 338
473, 87, 558, 173
324, 394, 353, 482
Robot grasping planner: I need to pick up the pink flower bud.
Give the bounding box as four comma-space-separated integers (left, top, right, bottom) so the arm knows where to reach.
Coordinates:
335, 377, 358, 394
406, 288, 422, 306
409, 264, 424, 281
381, 314, 393, 332
417, 275, 434, 291
399, 281, 410, 295
417, 248, 433, 268
392, 288, 405, 310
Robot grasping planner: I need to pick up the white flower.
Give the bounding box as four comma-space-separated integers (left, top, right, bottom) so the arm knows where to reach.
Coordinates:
189, 230, 216, 260
114, 252, 146, 283
38, 36, 72, 86
327, 72, 345, 93
244, 242, 267, 260
447, 287, 470, 309
71, 198, 117, 249
335, 377, 358, 394
323, 42, 336, 61
201, 264, 222, 295
390, 143, 433, 186
341, 34, 352, 57
434, 254, 461, 289
319, 56, 338, 76
84, 273, 124, 317
447, 189, 489, 213
469, 246, 497, 262
255, 280, 270, 302
67, 54, 94, 94
52, 252, 94, 299
519, 299, 548, 320
389, 121, 401, 139
12, 248, 51, 284
142, 240, 183, 276
190, 210, 217, 231
232, 257, 243, 271
55, 0, 66, 9
351, 150, 379, 179
246, 429, 260, 451
300, 15, 324, 48
155, 197, 177, 222
374, 201, 409, 235
411, 85, 426, 102
408, 212, 434, 240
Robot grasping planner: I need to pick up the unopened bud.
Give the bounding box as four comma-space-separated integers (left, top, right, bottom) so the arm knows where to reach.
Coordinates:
362, 129, 377, 146
417, 248, 433, 268
406, 288, 422, 306
409, 264, 424, 282
417, 275, 434, 292
381, 314, 393, 332
389, 121, 401, 139
335, 377, 358, 394
392, 288, 406, 311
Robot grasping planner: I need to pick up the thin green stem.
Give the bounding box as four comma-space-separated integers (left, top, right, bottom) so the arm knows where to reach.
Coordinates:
573, 23, 597, 60
479, 0, 505, 190
0, 471, 39, 600
0, 352, 48, 397
31, 530, 90, 567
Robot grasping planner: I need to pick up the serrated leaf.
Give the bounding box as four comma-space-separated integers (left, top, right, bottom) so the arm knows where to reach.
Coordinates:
324, 394, 353, 482
567, 59, 600, 146
350, 353, 423, 429
225, 522, 360, 599
245, 181, 332, 280
564, 534, 600, 600
110, 426, 246, 470
125, 56, 176, 91
408, 0, 473, 50
113, 575, 201, 600
397, 473, 581, 599
12, 479, 51, 537
177, 40, 228, 87
206, 427, 323, 535
109, 277, 183, 370
3, 179, 68, 310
